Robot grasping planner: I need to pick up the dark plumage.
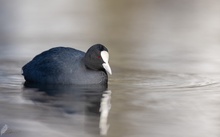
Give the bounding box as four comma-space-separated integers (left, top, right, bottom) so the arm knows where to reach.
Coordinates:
22, 44, 112, 84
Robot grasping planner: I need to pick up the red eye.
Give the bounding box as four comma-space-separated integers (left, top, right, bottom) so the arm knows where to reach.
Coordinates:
98, 56, 101, 59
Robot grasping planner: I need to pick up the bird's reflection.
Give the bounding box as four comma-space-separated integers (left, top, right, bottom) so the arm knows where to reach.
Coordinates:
22, 82, 111, 136
100, 90, 111, 136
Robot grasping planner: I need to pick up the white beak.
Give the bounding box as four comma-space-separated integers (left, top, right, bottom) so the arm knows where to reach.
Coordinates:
102, 63, 112, 75
101, 51, 112, 75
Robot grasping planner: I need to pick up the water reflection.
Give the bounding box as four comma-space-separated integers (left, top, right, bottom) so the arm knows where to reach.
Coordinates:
22, 82, 111, 136
99, 90, 111, 136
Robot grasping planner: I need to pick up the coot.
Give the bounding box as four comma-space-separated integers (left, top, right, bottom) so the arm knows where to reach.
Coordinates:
22, 44, 112, 84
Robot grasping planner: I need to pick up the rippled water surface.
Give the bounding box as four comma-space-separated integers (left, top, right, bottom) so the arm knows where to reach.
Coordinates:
1, 0, 220, 137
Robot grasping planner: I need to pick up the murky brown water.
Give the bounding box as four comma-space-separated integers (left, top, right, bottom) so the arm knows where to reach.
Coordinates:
1, 0, 220, 137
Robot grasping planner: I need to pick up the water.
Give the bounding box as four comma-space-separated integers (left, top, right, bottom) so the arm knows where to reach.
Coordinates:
1, 0, 220, 137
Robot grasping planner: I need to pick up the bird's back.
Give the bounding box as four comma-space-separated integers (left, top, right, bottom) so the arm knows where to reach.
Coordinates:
22, 47, 85, 84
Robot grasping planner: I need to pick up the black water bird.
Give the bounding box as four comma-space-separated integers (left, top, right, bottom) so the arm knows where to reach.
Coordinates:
22, 44, 112, 84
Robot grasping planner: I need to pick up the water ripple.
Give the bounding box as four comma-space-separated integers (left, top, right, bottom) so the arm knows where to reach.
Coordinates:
112, 71, 220, 90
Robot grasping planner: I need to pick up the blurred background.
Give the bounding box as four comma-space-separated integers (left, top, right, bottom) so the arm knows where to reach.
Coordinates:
1, 0, 220, 137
